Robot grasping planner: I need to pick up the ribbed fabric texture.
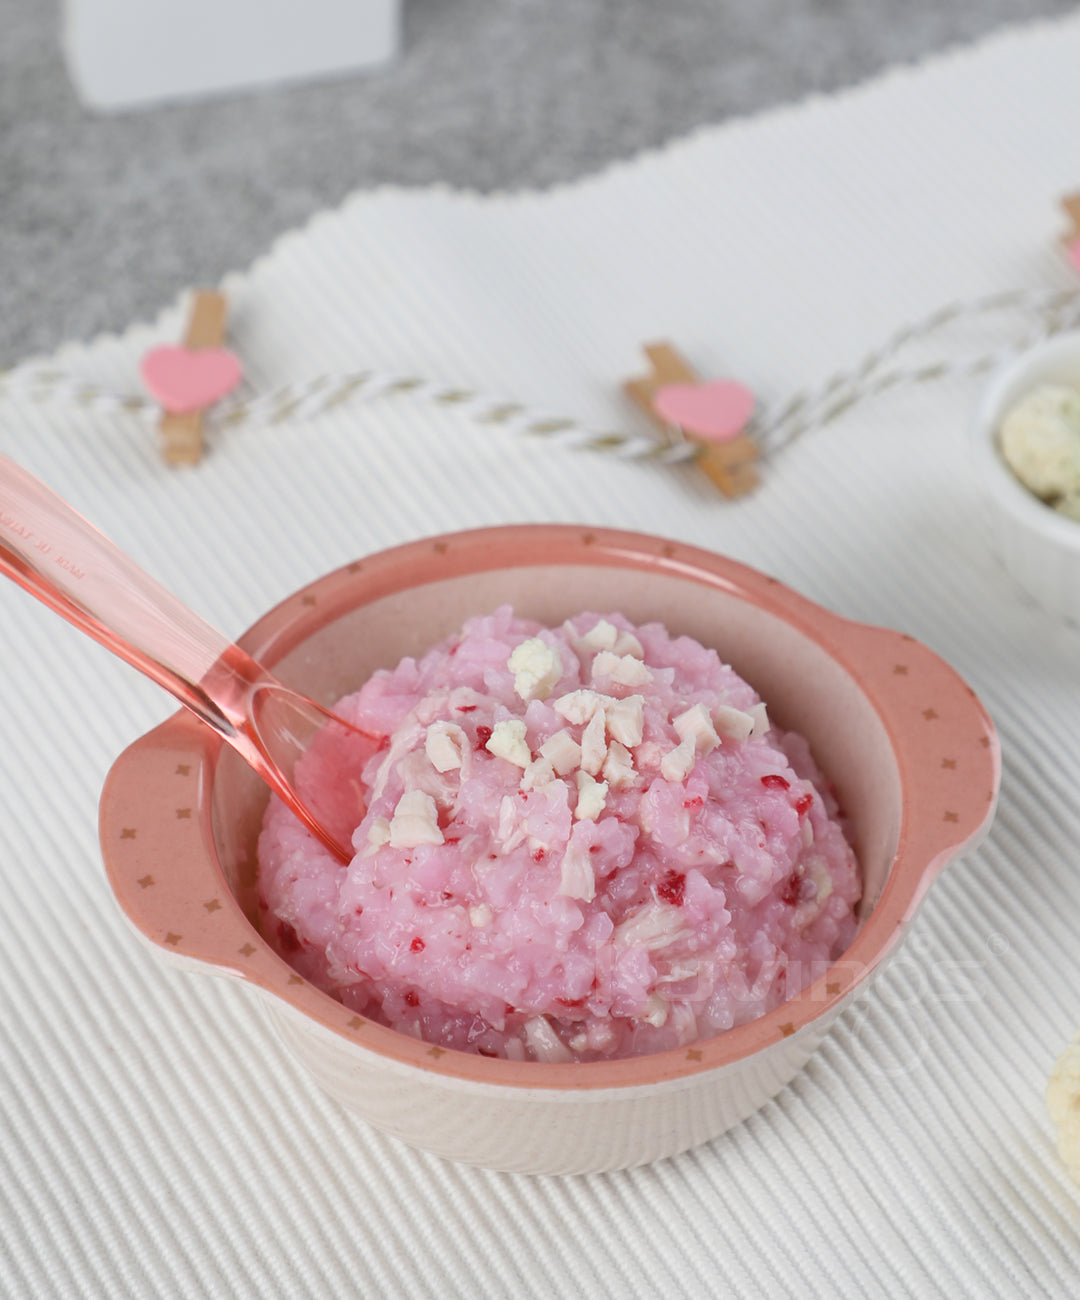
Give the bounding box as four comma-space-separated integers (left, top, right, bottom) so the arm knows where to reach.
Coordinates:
2, 15, 1080, 1297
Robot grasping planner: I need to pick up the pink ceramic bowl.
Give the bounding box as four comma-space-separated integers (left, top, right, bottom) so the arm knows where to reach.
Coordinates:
100, 526, 999, 1175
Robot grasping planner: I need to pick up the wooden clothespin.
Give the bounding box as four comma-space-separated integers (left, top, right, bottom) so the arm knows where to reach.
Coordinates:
1060, 192, 1080, 272
139, 290, 242, 466
625, 342, 759, 497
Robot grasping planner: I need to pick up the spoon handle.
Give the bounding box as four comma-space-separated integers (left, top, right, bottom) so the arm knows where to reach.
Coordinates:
0, 453, 250, 731
0, 454, 362, 862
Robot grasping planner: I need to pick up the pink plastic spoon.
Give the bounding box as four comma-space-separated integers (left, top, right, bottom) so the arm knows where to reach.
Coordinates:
0, 453, 373, 864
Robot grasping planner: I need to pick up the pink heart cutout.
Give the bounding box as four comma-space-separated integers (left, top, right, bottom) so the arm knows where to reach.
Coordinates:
140, 345, 243, 414
652, 380, 755, 443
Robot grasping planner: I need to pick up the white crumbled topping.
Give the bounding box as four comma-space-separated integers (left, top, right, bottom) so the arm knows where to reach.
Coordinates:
792, 859, 833, 927
552, 688, 605, 725
660, 737, 696, 782
579, 709, 608, 776
1047, 1031, 1080, 1186
368, 719, 424, 804
364, 815, 392, 855
523, 1016, 574, 1063
673, 703, 719, 754
497, 795, 529, 850
520, 754, 557, 792
574, 769, 609, 821
469, 903, 494, 928
591, 649, 652, 686
1000, 383, 1080, 500
508, 636, 562, 702
568, 1031, 588, 1053
577, 618, 619, 652
612, 630, 644, 658
613, 904, 686, 949
558, 836, 597, 900
642, 993, 669, 1027
388, 789, 444, 848
539, 727, 582, 776
714, 703, 756, 742
603, 740, 636, 788
656, 958, 704, 985
668, 1003, 700, 1047
424, 720, 467, 772
396, 747, 447, 802
749, 701, 770, 738
553, 689, 643, 747
486, 718, 532, 768
605, 694, 645, 747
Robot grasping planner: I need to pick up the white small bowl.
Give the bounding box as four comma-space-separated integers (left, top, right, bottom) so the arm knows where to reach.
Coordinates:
971, 331, 1080, 625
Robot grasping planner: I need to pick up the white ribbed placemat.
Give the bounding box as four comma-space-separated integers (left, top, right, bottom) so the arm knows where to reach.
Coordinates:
3, 15, 1080, 1298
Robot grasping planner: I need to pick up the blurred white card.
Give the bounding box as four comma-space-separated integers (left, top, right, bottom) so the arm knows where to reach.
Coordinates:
62, 0, 400, 110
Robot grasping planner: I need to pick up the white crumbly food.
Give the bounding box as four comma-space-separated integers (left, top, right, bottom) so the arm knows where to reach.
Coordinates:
579, 709, 607, 775
660, 738, 696, 782
520, 755, 556, 791
604, 695, 645, 747
569, 617, 644, 660
574, 770, 608, 821
539, 728, 582, 775
509, 636, 562, 702
499, 636, 747, 805
603, 740, 635, 788
365, 815, 392, 853
388, 789, 443, 848
591, 650, 652, 687
999, 383, 1080, 518
714, 702, 757, 742
1047, 1031, 1080, 1186
552, 689, 604, 725
486, 718, 531, 768
424, 720, 466, 772
673, 703, 720, 754
557, 837, 596, 901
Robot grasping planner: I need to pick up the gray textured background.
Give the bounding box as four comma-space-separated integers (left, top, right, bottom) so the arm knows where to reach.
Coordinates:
1, 0, 1073, 366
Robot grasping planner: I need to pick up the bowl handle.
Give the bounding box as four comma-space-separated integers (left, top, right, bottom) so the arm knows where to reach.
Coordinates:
100, 713, 282, 984
833, 616, 1000, 914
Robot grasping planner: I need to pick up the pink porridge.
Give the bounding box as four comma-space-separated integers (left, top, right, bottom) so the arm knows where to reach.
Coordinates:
257, 608, 861, 1062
